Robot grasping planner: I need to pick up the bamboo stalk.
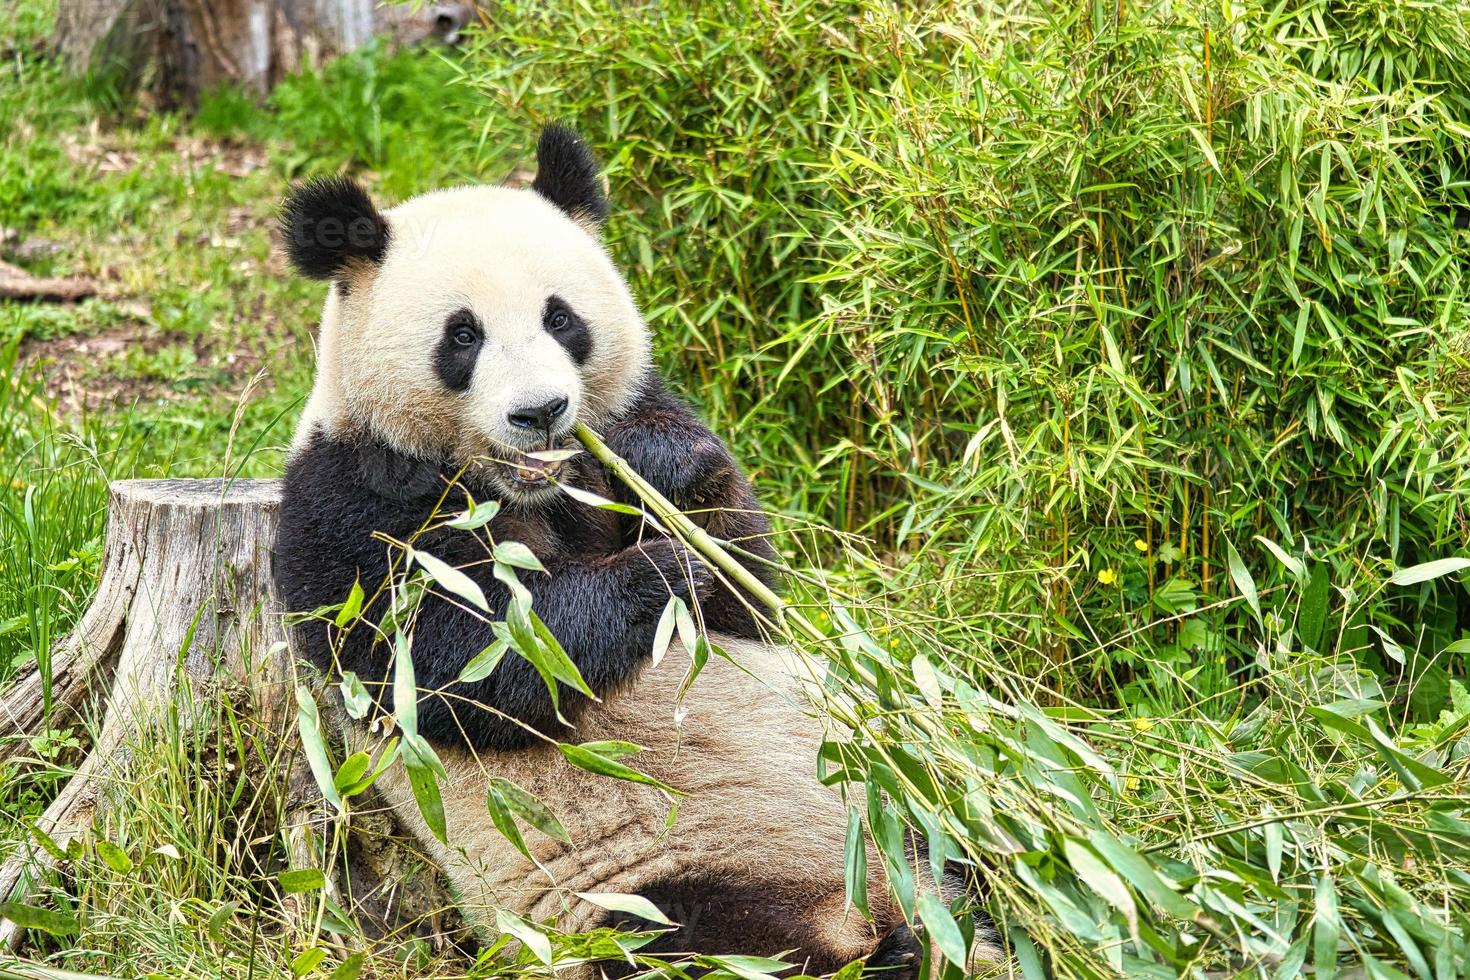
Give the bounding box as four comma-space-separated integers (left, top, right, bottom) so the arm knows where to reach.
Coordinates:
573, 423, 825, 645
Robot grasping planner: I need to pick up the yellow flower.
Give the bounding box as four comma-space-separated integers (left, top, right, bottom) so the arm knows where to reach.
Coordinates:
8, 479, 21, 491
1133, 717, 1154, 732
1098, 568, 1118, 585
1133, 538, 1149, 552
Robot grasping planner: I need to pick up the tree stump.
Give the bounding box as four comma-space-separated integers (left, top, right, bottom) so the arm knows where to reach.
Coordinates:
53, 0, 477, 109
0, 479, 453, 953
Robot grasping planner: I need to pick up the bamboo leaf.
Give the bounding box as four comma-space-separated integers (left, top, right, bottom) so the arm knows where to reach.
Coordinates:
402, 735, 447, 844
329, 953, 366, 980
1298, 560, 1330, 653
495, 908, 552, 964
206, 901, 237, 943
574, 891, 676, 926
95, 839, 133, 874
333, 579, 364, 628
393, 631, 418, 737
292, 948, 327, 977
24, 817, 70, 862
651, 594, 679, 668
1064, 838, 1137, 941
701, 955, 794, 980
1314, 875, 1341, 980
1225, 538, 1261, 620
295, 684, 343, 812
333, 751, 372, 796
557, 481, 646, 516
0, 901, 77, 937
494, 540, 546, 572
277, 869, 326, 894
843, 804, 870, 918
1254, 535, 1305, 581
558, 742, 674, 792
1389, 557, 1470, 586
917, 890, 968, 968
412, 547, 489, 611
488, 777, 573, 845
484, 783, 534, 863
448, 499, 500, 529
459, 639, 508, 683
1264, 811, 1284, 884
338, 671, 373, 720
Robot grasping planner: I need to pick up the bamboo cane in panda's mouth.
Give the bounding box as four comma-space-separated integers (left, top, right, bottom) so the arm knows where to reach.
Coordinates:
572, 422, 824, 644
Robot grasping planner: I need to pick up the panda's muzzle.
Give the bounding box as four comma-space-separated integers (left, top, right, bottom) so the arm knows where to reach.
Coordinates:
500, 396, 572, 486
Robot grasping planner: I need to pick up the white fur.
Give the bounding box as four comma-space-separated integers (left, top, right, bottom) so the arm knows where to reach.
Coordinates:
292, 185, 651, 463
360, 636, 1004, 973
363, 636, 903, 973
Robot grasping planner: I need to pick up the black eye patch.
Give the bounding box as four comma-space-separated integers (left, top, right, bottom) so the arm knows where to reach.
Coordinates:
434, 307, 483, 392
543, 295, 591, 366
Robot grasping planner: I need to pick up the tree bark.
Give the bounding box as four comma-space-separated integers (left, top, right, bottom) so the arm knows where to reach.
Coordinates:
0, 479, 454, 953
52, 0, 476, 109
0, 260, 99, 304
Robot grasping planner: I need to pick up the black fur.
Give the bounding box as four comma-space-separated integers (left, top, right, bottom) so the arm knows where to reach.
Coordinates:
601, 878, 858, 978
543, 295, 591, 366
531, 124, 609, 227
280, 176, 390, 281
274, 373, 775, 750
434, 308, 484, 392
866, 923, 923, 979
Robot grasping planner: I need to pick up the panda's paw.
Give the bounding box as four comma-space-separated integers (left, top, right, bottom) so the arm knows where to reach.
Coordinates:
866, 923, 923, 980
638, 437, 735, 509
685, 441, 741, 505
630, 538, 713, 607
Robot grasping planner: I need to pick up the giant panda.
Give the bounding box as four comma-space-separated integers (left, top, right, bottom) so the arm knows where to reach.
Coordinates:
274, 125, 996, 977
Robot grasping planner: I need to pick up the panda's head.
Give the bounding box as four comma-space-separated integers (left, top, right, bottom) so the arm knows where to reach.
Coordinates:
281, 125, 650, 503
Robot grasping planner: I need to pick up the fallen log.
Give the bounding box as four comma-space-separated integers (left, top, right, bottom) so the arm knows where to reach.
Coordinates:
0, 261, 98, 304
0, 479, 454, 953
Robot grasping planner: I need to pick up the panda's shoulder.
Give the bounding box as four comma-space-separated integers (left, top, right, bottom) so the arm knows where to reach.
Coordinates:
614, 372, 699, 425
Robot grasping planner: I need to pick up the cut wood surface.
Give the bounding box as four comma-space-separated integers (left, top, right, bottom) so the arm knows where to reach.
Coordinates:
0, 478, 452, 952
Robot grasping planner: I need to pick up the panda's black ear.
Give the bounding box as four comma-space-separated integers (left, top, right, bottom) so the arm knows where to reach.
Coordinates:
531, 124, 609, 229
280, 176, 390, 281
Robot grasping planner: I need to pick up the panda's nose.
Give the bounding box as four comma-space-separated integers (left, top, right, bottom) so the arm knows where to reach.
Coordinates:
508, 396, 569, 432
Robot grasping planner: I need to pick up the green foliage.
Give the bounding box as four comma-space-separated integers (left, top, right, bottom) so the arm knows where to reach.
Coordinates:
199, 42, 495, 195
462, 0, 1470, 709
453, 0, 1470, 974
1, 0, 1468, 975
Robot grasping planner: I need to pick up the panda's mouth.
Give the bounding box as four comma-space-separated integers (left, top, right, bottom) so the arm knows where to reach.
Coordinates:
506, 456, 562, 486
499, 447, 577, 488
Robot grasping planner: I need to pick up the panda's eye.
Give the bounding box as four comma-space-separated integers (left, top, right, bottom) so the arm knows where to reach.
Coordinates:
548, 309, 571, 332
445, 312, 479, 348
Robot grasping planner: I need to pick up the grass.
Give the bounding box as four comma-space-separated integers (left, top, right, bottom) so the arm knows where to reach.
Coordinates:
1, 0, 1469, 977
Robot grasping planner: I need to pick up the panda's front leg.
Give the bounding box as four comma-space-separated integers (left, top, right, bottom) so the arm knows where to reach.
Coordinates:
608, 441, 776, 639
601, 386, 768, 539
601, 415, 777, 639
412, 537, 709, 751
615, 431, 772, 558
